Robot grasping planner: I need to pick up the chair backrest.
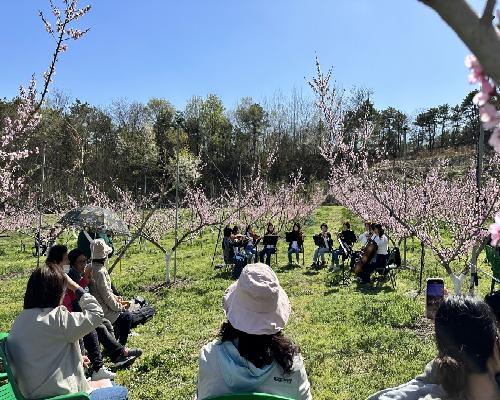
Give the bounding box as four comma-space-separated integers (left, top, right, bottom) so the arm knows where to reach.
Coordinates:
0, 332, 26, 399
386, 247, 401, 268
204, 393, 294, 400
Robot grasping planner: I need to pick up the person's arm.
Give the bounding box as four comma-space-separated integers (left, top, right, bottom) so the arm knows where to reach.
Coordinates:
58, 283, 104, 343
295, 355, 312, 400
94, 269, 125, 313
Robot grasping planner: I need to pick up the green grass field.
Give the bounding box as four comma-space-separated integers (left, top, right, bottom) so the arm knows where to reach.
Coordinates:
0, 206, 494, 399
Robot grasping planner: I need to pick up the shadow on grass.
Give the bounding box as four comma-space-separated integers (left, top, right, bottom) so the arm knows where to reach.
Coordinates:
276, 263, 303, 273
303, 269, 320, 276
355, 283, 395, 295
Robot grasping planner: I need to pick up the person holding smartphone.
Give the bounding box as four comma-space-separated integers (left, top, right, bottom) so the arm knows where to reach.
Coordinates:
368, 296, 500, 400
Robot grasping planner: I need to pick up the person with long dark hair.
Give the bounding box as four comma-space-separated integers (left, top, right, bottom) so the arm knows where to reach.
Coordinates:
259, 222, 278, 266
222, 225, 247, 279
196, 263, 311, 399
6, 265, 129, 399
286, 222, 304, 266
330, 221, 356, 272
368, 296, 500, 400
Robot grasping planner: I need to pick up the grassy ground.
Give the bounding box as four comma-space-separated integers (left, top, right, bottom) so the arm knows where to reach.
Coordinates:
0, 206, 494, 399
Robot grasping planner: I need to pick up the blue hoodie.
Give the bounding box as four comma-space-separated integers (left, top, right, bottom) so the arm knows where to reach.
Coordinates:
196, 340, 312, 400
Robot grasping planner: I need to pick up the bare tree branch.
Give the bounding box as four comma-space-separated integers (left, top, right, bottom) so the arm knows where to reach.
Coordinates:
482, 0, 497, 23
420, 0, 500, 84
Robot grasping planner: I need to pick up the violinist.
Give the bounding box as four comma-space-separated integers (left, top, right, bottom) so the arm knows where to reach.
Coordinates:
311, 223, 333, 269
222, 225, 247, 279
259, 222, 278, 266
286, 222, 304, 266
231, 225, 247, 255
244, 225, 260, 263
330, 221, 356, 272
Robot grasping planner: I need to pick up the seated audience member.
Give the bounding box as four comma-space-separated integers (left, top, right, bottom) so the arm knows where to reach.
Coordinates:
196, 263, 312, 400
368, 296, 500, 400
259, 222, 278, 266
311, 223, 333, 268
65, 249, 141, 371
287, 222, 304, 266
88, 239, 133, 346
222, 226, 247, 279
330, 221, 356, 272
6, 265, 128, 400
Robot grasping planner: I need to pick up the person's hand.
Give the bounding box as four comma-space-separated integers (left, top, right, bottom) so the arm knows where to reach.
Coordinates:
82, 355, 90, 369
65, 275, 80, 292
83, 265, 93, 280
120, 300, 131, 309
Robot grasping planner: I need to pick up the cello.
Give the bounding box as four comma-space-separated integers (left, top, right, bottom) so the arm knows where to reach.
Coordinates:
353, 238, 378, 275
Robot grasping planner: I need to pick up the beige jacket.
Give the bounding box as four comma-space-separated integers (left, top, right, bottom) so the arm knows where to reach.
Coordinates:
88, 261, 124, 323
7, 292, 103, 399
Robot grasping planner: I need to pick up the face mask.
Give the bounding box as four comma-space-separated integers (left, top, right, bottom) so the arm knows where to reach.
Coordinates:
63, 265, 70, 274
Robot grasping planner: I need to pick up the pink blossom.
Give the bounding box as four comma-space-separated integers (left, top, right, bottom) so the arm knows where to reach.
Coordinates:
489, 128, 500, 153
489, 214, 500, 247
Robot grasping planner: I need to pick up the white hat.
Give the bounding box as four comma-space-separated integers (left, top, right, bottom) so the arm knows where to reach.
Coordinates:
91, 238, 112, 260
223, 263, 291, 335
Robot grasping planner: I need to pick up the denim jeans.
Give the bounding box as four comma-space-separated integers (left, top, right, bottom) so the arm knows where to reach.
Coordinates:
244, 246, 258, 263
313, 247, 329, 263
231, 254, 247, 279
288, 248, 300, 264
332, 248, 344, 266
259, 247, 276, 266
89, 382, 128, 400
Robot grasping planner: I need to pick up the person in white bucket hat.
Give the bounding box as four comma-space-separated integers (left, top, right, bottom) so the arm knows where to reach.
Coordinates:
196, 263, 312, 400
88, 239, 134, 346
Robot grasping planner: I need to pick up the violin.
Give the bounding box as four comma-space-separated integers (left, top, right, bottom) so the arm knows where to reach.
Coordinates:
353, 239, 378, 275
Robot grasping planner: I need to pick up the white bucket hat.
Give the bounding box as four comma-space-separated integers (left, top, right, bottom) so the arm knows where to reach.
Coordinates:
223, 263, 291, 335
91, 238, 112, 260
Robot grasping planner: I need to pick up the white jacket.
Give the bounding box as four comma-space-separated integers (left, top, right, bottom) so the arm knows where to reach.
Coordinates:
7, 292, 103, 399
88, 261, 124, 323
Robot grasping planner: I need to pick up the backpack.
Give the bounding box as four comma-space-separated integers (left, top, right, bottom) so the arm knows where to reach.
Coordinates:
130, 296, 156, 328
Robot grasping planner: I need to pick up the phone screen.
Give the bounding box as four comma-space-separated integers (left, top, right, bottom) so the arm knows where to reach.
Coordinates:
426, 279, 444, 319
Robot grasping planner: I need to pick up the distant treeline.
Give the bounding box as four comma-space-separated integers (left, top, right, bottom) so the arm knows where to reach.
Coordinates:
0, 87, 489, 204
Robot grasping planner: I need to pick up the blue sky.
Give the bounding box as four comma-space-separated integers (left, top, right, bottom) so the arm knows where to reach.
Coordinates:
0, 0, 486, 114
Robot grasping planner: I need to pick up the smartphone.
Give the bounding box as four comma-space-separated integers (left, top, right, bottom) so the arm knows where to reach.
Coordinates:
426, 278, 445, 319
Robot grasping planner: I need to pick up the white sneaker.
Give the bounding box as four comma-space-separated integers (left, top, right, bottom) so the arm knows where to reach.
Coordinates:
91, 366, 116, 381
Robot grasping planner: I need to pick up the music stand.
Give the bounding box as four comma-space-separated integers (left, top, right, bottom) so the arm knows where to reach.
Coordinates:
313, 235, 324, 247
263, 235, 278, 247
337, 237, 351, 285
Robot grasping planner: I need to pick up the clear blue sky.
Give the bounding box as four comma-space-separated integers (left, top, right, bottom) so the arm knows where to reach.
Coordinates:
0, 0, 486, 114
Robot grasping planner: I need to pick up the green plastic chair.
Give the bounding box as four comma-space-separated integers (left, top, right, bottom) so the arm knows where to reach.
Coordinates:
486, 245, 500, 293
0, 332, 89, 400
204, 394, 294, 400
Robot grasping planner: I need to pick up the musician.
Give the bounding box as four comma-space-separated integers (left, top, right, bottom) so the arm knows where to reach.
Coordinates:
351, 221, 375, 271
311, 223, 333, 268
286, 222, 304, 266
222, 226, 247, 279
359, 222, 375, 246
330, 221, 356, 272
372, 224, 389, 270
231, 225, 246, 255
259, 222, 277, 266
244, 225, 259, 263
357, 223, 388, 284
